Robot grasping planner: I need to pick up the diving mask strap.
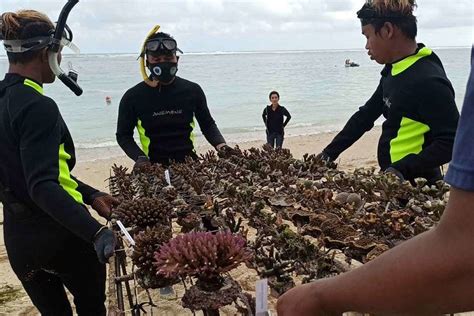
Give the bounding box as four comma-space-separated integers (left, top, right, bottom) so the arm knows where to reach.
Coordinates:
139, 24, 161, 87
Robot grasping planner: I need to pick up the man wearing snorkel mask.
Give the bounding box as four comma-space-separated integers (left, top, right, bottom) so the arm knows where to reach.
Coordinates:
116, 29, 231, 168
0, 7, 116, 315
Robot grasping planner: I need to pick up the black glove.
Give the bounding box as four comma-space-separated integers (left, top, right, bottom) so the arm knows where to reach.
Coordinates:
93, 227, 117, 264
217, 144, 237, 158
385, 167, 405, 181
133, 155, 151, 172
316, 151, 334, 163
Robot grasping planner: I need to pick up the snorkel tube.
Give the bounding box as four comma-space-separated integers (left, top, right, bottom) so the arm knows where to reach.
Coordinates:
139, 25, 161, 87
48, 0, 83, 96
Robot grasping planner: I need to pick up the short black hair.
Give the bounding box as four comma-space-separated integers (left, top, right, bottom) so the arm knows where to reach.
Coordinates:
147, 31, 174, 41
269, 91, 280, 100
357, 2, 417, 40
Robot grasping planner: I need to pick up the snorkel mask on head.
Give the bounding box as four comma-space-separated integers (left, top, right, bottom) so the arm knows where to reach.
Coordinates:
138, 25, 183, 87
0, 0, 83, 96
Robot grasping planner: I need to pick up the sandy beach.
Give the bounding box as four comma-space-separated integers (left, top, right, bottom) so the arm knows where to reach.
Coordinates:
1, 128, 471, 316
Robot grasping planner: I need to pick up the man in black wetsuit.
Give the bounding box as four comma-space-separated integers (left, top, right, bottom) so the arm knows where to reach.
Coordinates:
262, 90, 292, 149
0, 8, 116, 315
318, 1, 459, 184
116, 29, 230, 167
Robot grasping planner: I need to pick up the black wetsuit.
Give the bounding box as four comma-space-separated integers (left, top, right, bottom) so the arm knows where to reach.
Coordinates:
116, 77, 225, 165
323, 45, 459, 183
0, 74, 106, 315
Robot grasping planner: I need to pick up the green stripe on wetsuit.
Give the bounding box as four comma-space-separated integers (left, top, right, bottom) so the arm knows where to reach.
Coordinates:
58, 143, 84, 204
137, 119, 151, 157
390, 117, 430, 164
391, 47, 432, 76
190, 118, 196, 150
24, 78, 44, 94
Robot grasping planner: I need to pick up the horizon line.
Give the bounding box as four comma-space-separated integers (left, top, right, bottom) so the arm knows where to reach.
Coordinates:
0, 45, 471, 57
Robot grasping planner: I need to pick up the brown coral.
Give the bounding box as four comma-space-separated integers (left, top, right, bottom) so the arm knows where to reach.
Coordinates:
112, 198, 174, 228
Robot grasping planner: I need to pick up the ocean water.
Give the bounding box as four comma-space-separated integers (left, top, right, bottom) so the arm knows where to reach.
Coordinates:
0, 47, 471, 161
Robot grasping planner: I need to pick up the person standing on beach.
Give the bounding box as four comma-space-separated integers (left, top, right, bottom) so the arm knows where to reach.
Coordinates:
116, 29, 232, 168
277, 45, 474, 316
0, 9, 117, 315
262, 91, 292, 149
317, 0, 459, 184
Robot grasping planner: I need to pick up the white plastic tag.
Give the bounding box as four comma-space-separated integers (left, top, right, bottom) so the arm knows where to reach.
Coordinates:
256, 279, 269, 316
164, 169, 172, 186
116, 220, 136, 246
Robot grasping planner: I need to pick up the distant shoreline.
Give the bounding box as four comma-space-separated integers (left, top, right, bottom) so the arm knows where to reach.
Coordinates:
0, 46, 471, 58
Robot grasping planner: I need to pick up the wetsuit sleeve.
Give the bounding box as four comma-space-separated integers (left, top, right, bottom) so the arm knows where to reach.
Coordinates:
72, 176, 101, 205
116, 91, 146, 161
18, 99, 102, 242
391, 78, 460, 179
323, 80, 384, 160
262, 107, 268, 126
283, 107, 291, 127
194, 85, 226, 146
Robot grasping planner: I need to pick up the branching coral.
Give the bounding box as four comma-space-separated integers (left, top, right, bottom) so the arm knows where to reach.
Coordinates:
154, 231, 252, 281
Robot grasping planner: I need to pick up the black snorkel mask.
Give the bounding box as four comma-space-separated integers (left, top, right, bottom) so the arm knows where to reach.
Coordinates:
1, 0, 83, 96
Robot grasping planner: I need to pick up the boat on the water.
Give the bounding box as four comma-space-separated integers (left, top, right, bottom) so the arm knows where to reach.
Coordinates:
345, 59, 360, 67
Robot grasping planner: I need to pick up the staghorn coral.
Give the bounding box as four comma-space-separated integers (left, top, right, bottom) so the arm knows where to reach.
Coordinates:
154, 231, 253, 281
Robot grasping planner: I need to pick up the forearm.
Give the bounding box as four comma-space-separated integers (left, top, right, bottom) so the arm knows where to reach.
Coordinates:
30, 181, 102, 242
116, 134, 146, 161
323, 116, 373, 160
73, 176, 101, 205
202, 124, 226, 147
312, 188, 474, 315
324, 82, 383, 160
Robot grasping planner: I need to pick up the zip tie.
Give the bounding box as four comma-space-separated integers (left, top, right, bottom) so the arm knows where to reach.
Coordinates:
164, 169, 172, 187
117, 220, 136, 246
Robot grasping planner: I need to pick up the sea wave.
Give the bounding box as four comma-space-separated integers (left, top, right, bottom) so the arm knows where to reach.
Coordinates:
76, 140, 119, 149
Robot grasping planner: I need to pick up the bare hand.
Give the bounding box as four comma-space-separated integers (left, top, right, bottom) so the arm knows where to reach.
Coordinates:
91, 194, 120, 220
277, 283, 335, 316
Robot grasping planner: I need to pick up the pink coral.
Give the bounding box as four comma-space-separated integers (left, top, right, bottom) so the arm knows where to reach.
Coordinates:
154, 231, 252, 280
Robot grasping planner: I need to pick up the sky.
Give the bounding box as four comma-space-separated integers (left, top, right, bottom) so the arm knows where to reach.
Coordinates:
1, 0, 473, 54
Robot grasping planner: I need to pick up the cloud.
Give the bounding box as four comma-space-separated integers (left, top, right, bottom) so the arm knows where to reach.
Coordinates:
1, 0, 472, 53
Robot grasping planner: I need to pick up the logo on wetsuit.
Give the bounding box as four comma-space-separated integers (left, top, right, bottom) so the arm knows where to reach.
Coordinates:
153, 109, 183, 117
383, 97, 392, 109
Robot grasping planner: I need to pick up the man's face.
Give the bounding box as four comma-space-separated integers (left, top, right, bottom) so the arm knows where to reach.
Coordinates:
147, 53, 178, 64
270, 94, 279, 105
362, 24, 391, 65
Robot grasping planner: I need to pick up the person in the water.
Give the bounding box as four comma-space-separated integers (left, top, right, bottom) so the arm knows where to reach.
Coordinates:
116, 27, 233, 168
317, 0, 459, 184
0, 7, 117, 315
